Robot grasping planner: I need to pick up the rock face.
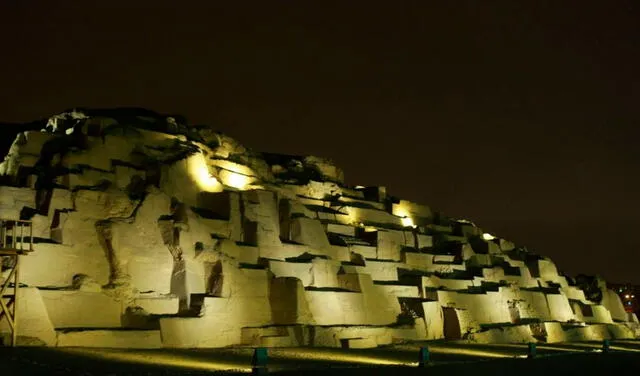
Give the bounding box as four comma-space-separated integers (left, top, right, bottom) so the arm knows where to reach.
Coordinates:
0, 108, 638, 348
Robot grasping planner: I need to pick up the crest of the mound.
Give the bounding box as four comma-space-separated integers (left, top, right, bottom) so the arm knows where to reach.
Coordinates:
1, 108, 346, 186
41, 108, 241, 152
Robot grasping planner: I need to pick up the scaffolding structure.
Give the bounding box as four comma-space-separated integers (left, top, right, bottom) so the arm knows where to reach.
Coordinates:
0, 219, 33, 347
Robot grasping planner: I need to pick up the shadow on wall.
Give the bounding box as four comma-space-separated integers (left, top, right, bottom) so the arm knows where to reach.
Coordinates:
443, 307, 462, 340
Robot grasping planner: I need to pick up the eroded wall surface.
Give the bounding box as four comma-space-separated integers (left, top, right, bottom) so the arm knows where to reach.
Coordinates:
0, 109, 638, 347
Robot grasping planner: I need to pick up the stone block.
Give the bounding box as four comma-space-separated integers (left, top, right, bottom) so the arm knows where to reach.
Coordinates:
268, 260, 313, 286
66, 135, 134, 172
113, 165, 145, 190
424, 276, 473, 291
73, 190, 138, 220
331, 245, 351, 262
270, 277, 314, 325
562, 286, 587, 301
66, 169, 115, 189
29, 214, 51, 239
542, 322, 567, 343
338, 273, 363, 292
342, 206, 402, 228
0, 288, 57, 346
400, 319, 431, 342
585, 305, 614, 324
230, 268, 272, 298
21, 242, 110, 288
433, 255, 456, 263
312, 326, 390, 348
422, 301, 445, 340
391, 200, 432, 221
0, 186, 35, 217
487, 241, 501, 254
499, 239, 516, 252
289, 217, 331, 252
511, 290, 552, 321
159, 316, 242, 348
133, 296, 179, 315
338, 196, 385, 210
467, 254, 493, 267
325, 222, 356, 237
241, 326, 285, 346
403, 252, 434, 271
128, 255, 174, 295
21, 131, 55, 156
482, 266, 506, 281
375, 332, 393, 346
292, 180, 342, 200
378, 284, 421, 298
467, 324, 536, 344
443, 234, 467, 243
310, 258, 341, 288
40, 290, 122, 328
564, 324, 611, 342
537, 259, 561, 281
349, 244, 377, 259
361, 260, 400, 282
261, 335, 295, 347
376, 230, 405, 261
203, 295, 272, 327
546, 293, 576, 322
258, 243, 309, 260
48, 188, 74, 215
169, 258, 204, 310
241, 190, 281, 246
305, 291, 363, 326
437, 290, 512, 327
416, 234, 433, 249
607, 323, 635, 339
344, 337, 377, 349
305, 275, 399, 326
57, 330, 162, 348
601, 289, 628, 322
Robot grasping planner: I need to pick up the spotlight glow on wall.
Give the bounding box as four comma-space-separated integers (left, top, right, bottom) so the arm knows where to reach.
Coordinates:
482, 233, 495, 241
401, 216, 416, 228
219, 169, 253, 190
189, 153, 222, 192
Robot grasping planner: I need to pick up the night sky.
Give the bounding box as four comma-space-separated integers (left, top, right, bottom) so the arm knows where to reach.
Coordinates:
0, 2, 638, 283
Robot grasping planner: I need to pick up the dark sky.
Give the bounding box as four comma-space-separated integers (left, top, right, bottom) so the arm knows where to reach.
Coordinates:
1, 1, 639, 283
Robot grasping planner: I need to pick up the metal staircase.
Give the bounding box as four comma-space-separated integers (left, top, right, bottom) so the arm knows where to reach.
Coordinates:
0, 219, 33, 347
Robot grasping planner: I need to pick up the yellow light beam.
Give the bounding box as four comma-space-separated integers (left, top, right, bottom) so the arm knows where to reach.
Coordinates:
55, 348, 252, 373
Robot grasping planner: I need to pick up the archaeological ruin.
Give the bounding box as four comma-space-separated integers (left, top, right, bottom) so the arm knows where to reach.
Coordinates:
1, 108, 638, 348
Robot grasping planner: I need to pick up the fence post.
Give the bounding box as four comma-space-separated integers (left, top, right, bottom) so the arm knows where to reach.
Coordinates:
252, 347, 268, 375
527, 342, 536, 359
418, 346, 431, 367
603, 339, 610, 354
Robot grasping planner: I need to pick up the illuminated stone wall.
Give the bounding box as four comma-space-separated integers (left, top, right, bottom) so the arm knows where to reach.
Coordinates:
0, 109, 638, 347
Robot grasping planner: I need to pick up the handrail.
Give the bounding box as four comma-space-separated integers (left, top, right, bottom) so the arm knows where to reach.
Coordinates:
0, 218, 29, 347
0, 219, 33, 253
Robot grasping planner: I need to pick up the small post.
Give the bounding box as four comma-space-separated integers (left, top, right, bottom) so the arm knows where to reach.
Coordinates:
527, 342, 536, 359
252, 347, 268, 375
12, 255, 20, 347
603, 339, 610, 354
20, 222, 24, 251
418, 346, 431, 367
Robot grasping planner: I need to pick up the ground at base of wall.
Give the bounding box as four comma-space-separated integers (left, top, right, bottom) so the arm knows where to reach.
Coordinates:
0, 344, 640, 376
